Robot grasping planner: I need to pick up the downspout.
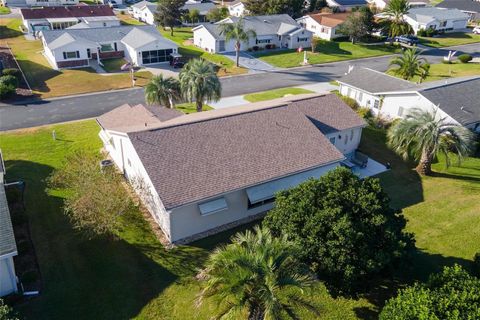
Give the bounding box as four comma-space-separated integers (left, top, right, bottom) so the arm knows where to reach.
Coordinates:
120, 139, 125, 175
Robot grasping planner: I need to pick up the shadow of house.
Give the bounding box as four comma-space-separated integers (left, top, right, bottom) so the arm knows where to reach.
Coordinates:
4, 160, 178, 320
0, 26, 23, 40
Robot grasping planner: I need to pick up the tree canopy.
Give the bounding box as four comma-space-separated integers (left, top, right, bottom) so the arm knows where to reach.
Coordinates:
206, 7, 229, 22
244, 0, 305, 18
380, 265, 480, 319
263, 167, 415, 294
388, 48, 430, 81
155, 0, 187, 36
337, 7, 375, 44
144, 74, 180, 108
380, 0, 413, 37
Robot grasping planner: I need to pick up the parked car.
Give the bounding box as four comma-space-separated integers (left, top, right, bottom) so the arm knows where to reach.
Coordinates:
393, 35, 419, 46
473, 26, 480, 34
170, 57, 185, 69
108, 0, 118, 8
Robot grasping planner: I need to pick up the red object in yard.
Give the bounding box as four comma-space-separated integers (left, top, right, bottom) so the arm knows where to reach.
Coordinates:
297, 47, 303, 53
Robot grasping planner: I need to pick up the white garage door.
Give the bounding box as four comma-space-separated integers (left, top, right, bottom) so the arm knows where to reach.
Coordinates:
453, 20, 467, 29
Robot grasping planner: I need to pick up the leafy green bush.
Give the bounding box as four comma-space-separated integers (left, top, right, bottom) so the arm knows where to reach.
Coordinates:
380, 265, 480, 319
0, 83, 16, 100
458, 54, 473, 63
264, 167, 415, 295
0, 75, 18, 88
357, 107, 372, 119
339, 95, 360, 110
2, 68, 20, 79
425, 28, 437, 37
417, 29, 427, 37
0, 299, 19, 320
474, 252, 480, 277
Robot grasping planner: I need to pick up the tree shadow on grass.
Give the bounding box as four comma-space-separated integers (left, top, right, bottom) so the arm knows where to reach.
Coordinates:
5, 160, 178, 320
0, 25, 23, 39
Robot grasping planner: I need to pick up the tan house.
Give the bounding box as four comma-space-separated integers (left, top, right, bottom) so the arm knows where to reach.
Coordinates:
297, 12, 350, 40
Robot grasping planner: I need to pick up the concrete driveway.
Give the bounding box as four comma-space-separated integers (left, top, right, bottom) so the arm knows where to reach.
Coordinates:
144, 63, 180, 78
222, 51, 278, 73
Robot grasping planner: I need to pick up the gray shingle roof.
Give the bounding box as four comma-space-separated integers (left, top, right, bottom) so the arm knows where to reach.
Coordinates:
437, 0, 480, 13
127, 94, 362, 209
419, 78, 480, 126
331, 0, 367, 6
42, 25, 177, 50
200, 14, 303, 38
132, 0, 156, 10
338, 67, 417, 94
182, 2, 216, 15
0, 183, 17, 257
405, 7, 469, 22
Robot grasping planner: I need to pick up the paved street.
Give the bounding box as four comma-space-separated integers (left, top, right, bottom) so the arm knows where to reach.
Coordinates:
0, 43, 479, 131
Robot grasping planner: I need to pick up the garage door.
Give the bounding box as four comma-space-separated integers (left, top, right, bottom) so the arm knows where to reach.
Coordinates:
453, 20, 466, 29
141, 49, 173, 64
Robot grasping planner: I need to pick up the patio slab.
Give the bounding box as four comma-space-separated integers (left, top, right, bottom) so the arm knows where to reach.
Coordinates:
352, 157, 389, 179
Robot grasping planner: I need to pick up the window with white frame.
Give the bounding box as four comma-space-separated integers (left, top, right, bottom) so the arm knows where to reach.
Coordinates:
398, 106, 404, 117
100, 44, 114, 52
63, 51, 79, 59
298, 37, 309, 42
373, 100, 380, 109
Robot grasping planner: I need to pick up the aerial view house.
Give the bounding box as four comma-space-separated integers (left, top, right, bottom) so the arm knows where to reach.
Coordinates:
131, 1, 157, 25
20, 5, 119, 34
437, 0, 480, 21
182, 1, 217, 23
1, 0, 79, 7
338, 67, 480, 132
326, 0, 367, 11
366, 0, 428, 11
0, 153, 18, 298
193, 14, 312, 53
97, 94, 376, 244
297, 12, 349, 40
404, 7, 469, 34
228, 0, 247, 17
40, 25, 178, 69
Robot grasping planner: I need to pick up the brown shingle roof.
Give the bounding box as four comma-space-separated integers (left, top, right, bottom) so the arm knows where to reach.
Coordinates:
307, 12, 350, 28
127, 94, 362, 209
21, 5, 115, 20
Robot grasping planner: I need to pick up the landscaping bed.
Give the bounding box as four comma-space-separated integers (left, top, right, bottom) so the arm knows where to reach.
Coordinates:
419, 32, 480, 48
175, 102, 213, 114
0, 43, 33, 99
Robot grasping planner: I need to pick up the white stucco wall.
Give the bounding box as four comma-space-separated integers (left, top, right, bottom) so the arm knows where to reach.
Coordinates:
326, 127, 363, 155
297, 16, 341, 40
134, 7, 155, 25
83, 18, 121, 28
404, 14, 468, 34
44, 40, 94, 69
0, 255, 17, 297
25, 0, 78, 5
228, 3, 246, 17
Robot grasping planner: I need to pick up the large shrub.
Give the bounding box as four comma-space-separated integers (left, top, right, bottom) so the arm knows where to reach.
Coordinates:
0, 75, 18, 88
458, 54, 472, 63
380, 265, 480, 319
2, 68, 21, 79
474, 252, 480, 277
0, 83, 16, 100
0, 299, 19, 320
264, 167, 415, 294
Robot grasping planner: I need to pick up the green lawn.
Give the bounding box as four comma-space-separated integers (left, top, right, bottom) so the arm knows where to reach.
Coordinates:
175, 103, 213, 114
244, 87, 314, 102
0, 6, 11, 14
1, 119, 479, 319
419, 32, 480, 48
389, 62, 480, 82
253, 40, 400, 68
158, 27, 248, 77
101, 58, 128, 73
117, 13, 145, 26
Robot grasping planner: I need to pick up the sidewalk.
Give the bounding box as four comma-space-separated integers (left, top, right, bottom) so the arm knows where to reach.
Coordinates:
209, 81, 338, 109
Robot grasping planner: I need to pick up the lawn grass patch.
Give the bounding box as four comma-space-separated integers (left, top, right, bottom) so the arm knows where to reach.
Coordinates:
253, 40, 400, 68
117, 13, 145, 26
101, 58, 128, 73
243, 87, 314, 102
388, 62, 480, 82
0, 6, 11, 14
1, 18, 153, 98
419, 32, 480, 48
175, 102, 213, 113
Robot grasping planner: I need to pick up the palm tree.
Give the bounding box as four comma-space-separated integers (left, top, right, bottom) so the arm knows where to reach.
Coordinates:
197, 226, 317, 320
179, 58, 221, 112
219, 18, 256, 67
381, 0, 413, 38
144, 74, 180, 109
389, 48, 430, 81
388, 108, 475, 175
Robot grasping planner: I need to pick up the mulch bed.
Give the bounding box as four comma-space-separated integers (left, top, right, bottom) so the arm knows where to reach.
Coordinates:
0, 43, 33, 99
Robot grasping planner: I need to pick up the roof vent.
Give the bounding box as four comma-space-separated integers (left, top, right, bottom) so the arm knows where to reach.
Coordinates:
263, 19, 270, 23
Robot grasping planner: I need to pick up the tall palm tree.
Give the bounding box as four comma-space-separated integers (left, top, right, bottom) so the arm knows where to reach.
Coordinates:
389, 48, 430, 81
381, 0, 413, 38
219, 18, 256, 67
388, 108, 475, 175
179, 58, 221, 112
197, 226, 317, 320
144, 74, 180, 109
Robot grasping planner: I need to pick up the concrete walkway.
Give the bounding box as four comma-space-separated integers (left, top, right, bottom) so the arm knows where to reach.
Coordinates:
222, 51, 278, 73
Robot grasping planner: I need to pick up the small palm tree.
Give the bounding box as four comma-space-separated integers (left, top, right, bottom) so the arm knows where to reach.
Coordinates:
219, 18, 256, 67
179, 58, 221, 112
388, 108, 475, 175
389, 49, 429, 81
197, 226, 318, 320
381, 0, 413, 38
144, 74, 180, 109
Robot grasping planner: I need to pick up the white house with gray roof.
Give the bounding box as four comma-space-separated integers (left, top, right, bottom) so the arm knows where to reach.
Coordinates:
404, 7, 469, 34
132, 0, 157, 25
338, 67, 480, 132
95, 94, 386, 244
193, 14, 312, 53
40, 25, 178, 69
0, 152, 18, 298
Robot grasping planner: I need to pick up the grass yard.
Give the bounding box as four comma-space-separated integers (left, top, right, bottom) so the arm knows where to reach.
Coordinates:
243, 87, 314, 102
253, 40, 400, 68
159, 27, 248, 77
0, 18, 152, 98
175, 102, 213, 114
419, 32, 480, 48
101, 58, 128, 73
117, 13, 145, 26
0, 6, 11, 14
388, 62, 480, 82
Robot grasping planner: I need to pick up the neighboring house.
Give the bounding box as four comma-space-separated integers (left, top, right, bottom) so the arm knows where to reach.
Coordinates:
367, 0, 428, 11
437, 0, 480, 21
228, 0, 247, 17
193, 14, 312, 53
326, 0, 367, 11
40, 25, 178, 69
1, 0, 78, 7
404, 7, 469, 34
337, 67, 480, 132
20, 5, 119, 34
0, 152, 18, 298
182, 1, 217, 23
97, 94, 369, 244
297, 12, 349, 40
131, 0, 157, 25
